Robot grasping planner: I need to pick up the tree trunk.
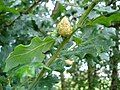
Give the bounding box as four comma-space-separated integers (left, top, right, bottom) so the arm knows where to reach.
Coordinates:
0, 84, 3, 90
86, 54, 94, 90
110, 56, 118, 90
60, 72, 66, 90
110, 26, 119, 90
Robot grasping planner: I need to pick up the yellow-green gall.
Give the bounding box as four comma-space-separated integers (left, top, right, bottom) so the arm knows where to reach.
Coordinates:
57, 16, 72, 37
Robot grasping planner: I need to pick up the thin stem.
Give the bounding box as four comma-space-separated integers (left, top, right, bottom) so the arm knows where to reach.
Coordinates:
77, 0, 99, 28
29, 37, 70, 90
24, 0, 42, 14
6, 0, 42, 27
29, 0, 99, 89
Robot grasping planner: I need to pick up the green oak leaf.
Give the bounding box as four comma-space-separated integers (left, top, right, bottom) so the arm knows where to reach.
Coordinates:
4, 37, 55, 72
61, 27, 113, 58
88, 12, 120, 26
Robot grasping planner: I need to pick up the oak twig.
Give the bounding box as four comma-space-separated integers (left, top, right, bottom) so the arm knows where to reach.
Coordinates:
29, 0, 99, 90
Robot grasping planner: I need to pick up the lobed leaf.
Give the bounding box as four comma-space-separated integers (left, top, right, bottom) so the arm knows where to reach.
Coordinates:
88, 12, 120, 26
62, 27, 113, 58
4, 37, 55, 72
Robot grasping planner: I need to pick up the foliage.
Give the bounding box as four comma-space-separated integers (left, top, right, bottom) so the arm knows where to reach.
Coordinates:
62, 26, 113, 58
0, 0, 120, 90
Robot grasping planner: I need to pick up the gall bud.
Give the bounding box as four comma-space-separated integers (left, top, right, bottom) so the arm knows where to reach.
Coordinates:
57, 16, 72, 37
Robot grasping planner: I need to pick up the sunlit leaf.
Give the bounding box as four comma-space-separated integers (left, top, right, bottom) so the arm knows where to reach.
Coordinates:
0, 5, 19, 14
4, 37, 55, 72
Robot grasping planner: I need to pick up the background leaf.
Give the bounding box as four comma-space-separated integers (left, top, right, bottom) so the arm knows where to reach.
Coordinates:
51, 1, 66, 21
88, 12, 120, 26
62, 27, 113, 58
